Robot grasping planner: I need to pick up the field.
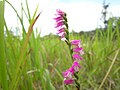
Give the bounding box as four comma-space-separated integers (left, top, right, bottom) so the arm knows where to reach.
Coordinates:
0, 0, 120, 90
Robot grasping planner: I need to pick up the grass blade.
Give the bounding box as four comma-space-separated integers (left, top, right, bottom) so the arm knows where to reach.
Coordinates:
9, 13, 41, 90
26, 0, 31, 22
5, 0, 26, 35
98, 49, 120, 90
0, 0, 8, 90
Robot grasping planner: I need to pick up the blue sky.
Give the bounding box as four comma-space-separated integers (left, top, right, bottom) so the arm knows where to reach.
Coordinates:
59, 0, 120, 7
59, 0, 120, 4
5, 0, 120, 36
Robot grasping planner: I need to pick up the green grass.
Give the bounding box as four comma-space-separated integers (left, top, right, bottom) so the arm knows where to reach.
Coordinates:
0, 0, 8, 90
0, 0, 120, 90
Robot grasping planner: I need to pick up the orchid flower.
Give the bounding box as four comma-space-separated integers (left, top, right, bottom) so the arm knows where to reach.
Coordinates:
64, 78, 74, 85
54, 9, 84, 88
54, 9, 68, 40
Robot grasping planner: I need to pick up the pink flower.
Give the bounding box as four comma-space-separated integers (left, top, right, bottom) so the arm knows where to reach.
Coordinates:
73, 47, 84, 55
73, 54, 83, 61
62, 60, 81, 85
56, 9, 65, 16
62, 67, 74, 78
64, 78, 74, 85
54, 9, 67, 39
71, 40, 81, 48
54, 16, 63, 22
55, 21, 64, 28
56, 28, 65, 34
60, 32, 66, 39
71, 40, 80, 45
72, 61, 81, 72
63, 61, 81, 78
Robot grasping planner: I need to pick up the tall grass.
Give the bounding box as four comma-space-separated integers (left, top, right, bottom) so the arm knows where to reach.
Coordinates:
0, 0, 8, 90
1, 0, 120, 90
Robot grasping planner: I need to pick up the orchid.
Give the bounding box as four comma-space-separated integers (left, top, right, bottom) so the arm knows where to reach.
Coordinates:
54, 16, 63, 22
73, 47, 84, 55
71, 40, 81, 48
62, 61, 81, 85
56, 28, 65, 34
62, 67, 74, 78
56, 9, 65, 16
54, 9, 68, 40
73, 54, 83, 61
64, 78, 74, 85
54, 9, 84, 89
72, 61, 81, 72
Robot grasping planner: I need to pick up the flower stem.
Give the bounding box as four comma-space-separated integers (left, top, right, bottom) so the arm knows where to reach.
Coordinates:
74, 73, 80, 90
65, 32, 80, 90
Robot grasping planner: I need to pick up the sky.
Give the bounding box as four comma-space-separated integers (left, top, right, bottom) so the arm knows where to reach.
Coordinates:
5, 0, 120, 37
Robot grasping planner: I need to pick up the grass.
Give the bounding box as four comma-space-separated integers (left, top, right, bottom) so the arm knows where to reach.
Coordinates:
0, 0, 8, 90
0, 0, 120, 90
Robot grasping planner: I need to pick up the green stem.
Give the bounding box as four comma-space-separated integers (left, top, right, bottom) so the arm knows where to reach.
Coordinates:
74, 73, 80, 90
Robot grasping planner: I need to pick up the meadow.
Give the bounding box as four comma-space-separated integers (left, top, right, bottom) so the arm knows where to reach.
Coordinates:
0, 0, 120, 90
